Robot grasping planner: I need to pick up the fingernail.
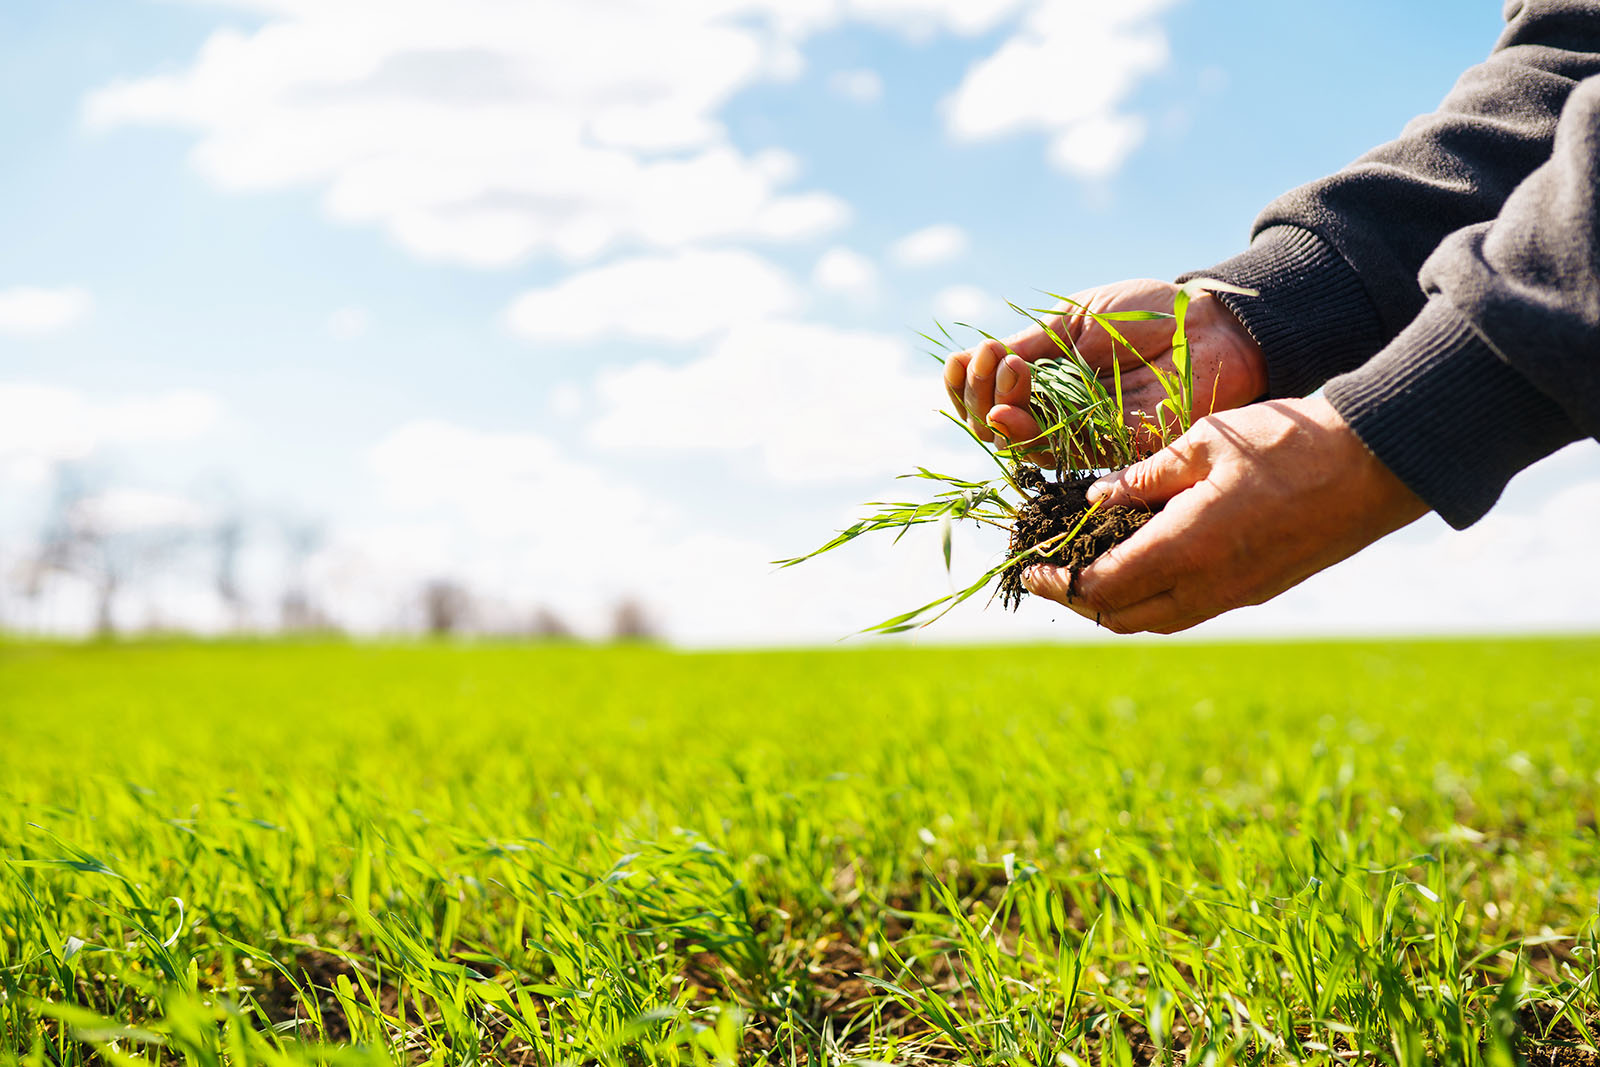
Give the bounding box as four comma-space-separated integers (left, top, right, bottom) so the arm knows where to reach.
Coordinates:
987, 419, 1008, 441
1086, 479, 1110, 504
996, 361, 1017, 394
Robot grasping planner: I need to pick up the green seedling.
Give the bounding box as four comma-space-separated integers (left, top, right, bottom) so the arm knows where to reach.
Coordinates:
778, 279, 1254, 632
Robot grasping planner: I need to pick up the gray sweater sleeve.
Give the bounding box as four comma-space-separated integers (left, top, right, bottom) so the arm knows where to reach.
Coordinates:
1186, 0, 1600, 400
1322, 77, 1600, 527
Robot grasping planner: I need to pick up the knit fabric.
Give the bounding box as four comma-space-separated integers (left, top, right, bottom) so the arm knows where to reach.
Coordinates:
1184, 1, 1600, 526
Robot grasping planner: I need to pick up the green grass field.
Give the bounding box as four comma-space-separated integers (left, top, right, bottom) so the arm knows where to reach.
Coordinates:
3, 638, 1598, 1066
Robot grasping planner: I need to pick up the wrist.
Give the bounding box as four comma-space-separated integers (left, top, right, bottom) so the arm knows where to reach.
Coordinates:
1298, 394, 1428, 525
1324, 300, 1578, 529
1198, 292, 1268, 402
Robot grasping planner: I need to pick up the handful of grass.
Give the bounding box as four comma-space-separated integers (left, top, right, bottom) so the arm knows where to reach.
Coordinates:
776, 279, 1253, 633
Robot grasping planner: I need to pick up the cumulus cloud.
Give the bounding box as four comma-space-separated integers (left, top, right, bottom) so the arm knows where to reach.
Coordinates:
0, 286, 91, 336
83, 2, 1180, 270
370, 418, 662, 540
506, 248, 803, 344
846, 0, 1029, 35
587, 319, 969, 482
943, 0, 1177, 179
890, 223, 968, 267
932, 284, 1000, 324
827, 68, 883, 103
0, 384, 223, 482
812, 247, 879, 298
82, 3, 855, 268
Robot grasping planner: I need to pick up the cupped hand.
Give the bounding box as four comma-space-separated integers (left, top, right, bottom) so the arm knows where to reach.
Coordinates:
941, 278, 1268, 452
1021, 396, 1429, 634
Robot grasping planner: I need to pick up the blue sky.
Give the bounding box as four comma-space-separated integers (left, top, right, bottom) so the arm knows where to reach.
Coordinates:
3, 0, 1593, 642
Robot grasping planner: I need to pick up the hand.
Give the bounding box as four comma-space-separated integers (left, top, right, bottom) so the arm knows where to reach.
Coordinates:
1022, 396, 1428, 634
942, 278, 1268, 451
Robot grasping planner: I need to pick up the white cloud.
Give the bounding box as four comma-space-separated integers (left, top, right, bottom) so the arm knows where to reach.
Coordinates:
548, 382, 585, 420
588, 319, 969, 482
932, 284, 999, 324
0, 384, 223, 482
506, 248, 802, 344
812, 247, 878, 298
1046, 113, 1148, 180
82, 3, 858, 268
370, 418, 661, 539
82, 1, 1182, 267
327, 305, 369, 339
846, 0, 1029, 37
0, 287, 91, 336
890, 223, 968, 267
943, 0, 1176, 179
827, 68, 883, 103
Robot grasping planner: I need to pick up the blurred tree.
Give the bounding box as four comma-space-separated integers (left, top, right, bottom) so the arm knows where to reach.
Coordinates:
420, 579, 475, 636
610, 598, 660, 643
213, 515, 246, 631
527, 605, 575, 641
278, 520, 327, 632
19, 465, 193, 637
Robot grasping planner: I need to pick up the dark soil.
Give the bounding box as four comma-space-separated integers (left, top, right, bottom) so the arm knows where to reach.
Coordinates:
999, 469, 1154, 610
1520, 1003, 1600, 1067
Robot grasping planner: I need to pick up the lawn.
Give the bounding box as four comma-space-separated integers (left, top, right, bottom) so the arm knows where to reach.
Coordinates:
2, 637, 1598, 1065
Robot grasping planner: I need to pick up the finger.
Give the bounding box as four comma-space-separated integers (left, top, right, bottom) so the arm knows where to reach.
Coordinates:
1021, 563, 1074, 606
1088, 591, 1201, 635
1021, 564, 1200, 633
1000, 322, 1065, 363
1001, 284, 1177, 366
986, 404, 1051, 464
1087, 431, 1212, 509
944, 350, 971, 419
1067, 280, 1182, 368
1075, 315, 1176, 372
994, 354, 1029, 407
963, 340, 1005, 441
1070, 492, 1213, 614
987, 403, 1042, 446
1010, 281, 1175, 367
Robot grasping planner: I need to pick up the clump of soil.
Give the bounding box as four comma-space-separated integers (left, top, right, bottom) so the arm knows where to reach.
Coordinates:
998, 468, 1155, 611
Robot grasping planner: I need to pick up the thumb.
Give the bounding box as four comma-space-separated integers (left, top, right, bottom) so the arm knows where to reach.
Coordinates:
1087, 437, 1210, 509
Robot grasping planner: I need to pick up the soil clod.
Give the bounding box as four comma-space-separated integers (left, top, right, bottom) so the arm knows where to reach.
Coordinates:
999, 471, 1154, 611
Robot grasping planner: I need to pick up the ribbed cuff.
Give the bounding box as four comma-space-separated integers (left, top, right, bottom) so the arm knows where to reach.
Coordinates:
1179, 226, 1387, 400
1325, 300, 1579, 529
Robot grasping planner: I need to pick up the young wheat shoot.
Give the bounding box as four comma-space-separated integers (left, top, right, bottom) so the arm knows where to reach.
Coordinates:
778, 279, 1255, 632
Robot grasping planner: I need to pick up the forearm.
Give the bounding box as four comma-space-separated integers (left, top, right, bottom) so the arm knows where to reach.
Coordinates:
1186, 0, 1600, 398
